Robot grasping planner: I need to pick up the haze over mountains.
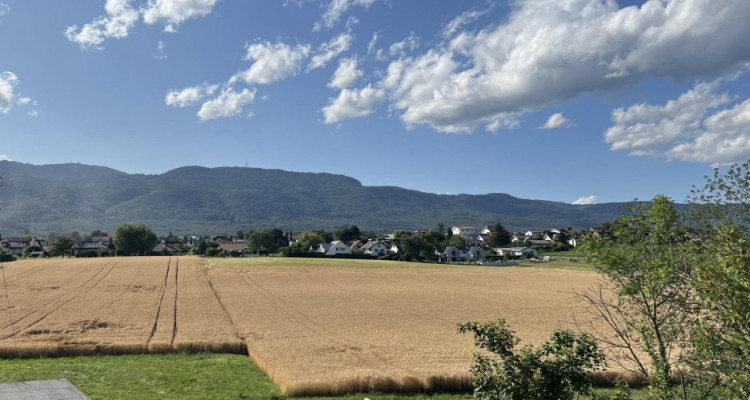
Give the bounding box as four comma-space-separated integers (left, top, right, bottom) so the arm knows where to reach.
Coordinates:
0, 161, 625, 236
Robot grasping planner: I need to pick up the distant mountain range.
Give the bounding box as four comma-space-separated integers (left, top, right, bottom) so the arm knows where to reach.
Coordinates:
0, 161, 626, 236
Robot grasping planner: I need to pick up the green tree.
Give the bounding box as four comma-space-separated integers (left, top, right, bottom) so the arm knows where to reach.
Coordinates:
399, 235, 435, 261
580, 196, 696, 399
113, 223, 157, 256
49, 236, 76, 257
295, 230, 331, 251
458, 319, 606, 400
445, 234, 466, 247
333, 225, 361, 243
488, 223, 512, 247
246, 228, 287, 253
687, 160, 750, 399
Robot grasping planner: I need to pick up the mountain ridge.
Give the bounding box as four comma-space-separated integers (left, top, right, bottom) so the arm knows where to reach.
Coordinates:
0, 161, 624, 236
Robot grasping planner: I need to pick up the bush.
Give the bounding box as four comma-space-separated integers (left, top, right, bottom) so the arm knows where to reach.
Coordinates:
458, 319, 611, 400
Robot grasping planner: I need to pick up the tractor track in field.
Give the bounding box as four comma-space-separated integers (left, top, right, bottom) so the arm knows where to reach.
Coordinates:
170, 257, 178, 347
146, 257, 172, 347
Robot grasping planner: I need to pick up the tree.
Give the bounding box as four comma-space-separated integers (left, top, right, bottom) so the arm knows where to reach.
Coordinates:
246, 228, 288, 253
458, 319, 606, 400
445, 234, 466, 247
400, 235, 435, 261
488, 223, 512, 247
113, 223, 157, 256
49, 236, 76, 257
687, 160, 750, 398
579, 196, 696, 398
334, 225, 361, 243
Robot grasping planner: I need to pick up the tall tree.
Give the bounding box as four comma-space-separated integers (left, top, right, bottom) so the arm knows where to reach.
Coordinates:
688, 160, 750, 398
580, 196, 696, 398
488, 223, 512, 247
113, 223, 157, 256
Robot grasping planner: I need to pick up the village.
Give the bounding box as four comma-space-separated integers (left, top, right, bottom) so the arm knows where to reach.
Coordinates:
0, 224, 608, 264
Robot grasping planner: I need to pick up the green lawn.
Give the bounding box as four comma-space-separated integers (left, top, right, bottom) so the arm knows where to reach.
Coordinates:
0, 354, 644, 400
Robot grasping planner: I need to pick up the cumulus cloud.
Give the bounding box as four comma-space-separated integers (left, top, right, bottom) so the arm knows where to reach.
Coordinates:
308, 32, 353, 71
573, 195, 597, 205
65, 0, 140, 49
0, 3, 9, 17
323, 84, 385, 124
141, 0, 219, 32
197, 87, 256, 121
606, 76, 750, 166
328, 57, 363, 89
66, 0, 219, 48
234, 41, 311, 85
541, 113, 569, 129
329, 0, 750, 132
165, 83, 218, 107
0, 71, 32, 114
314, 0, 384, 31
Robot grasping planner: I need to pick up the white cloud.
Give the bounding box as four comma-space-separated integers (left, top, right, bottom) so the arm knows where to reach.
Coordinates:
308, 32, 353, 71
234, 41, 311, 85
541, 112, 569, 129
442, 7, 490, 38
323, 84, 385, 124
165, 83, 218, 107
605, 75, 750, 167
154, 40, 167, 60
197, 87, 256, 121
0, 71, 32, 114
573, 195, 597, 205
388, 33, 419, 57
367, 32, 378, 55
141, 0, 219, 32
328, 57, 363, 89
0, 3, 9, 17
65, 0, 140, 49
314, 0, 384, 31
355, 0, 750, 133
0, 154, 11, 161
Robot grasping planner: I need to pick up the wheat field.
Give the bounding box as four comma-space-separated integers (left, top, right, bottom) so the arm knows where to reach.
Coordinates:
0, 257, 243, 357
207, 265, 601, 395
0, 257, 615, 395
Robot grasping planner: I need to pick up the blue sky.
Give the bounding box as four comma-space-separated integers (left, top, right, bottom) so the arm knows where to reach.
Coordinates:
1, 0, 750, 204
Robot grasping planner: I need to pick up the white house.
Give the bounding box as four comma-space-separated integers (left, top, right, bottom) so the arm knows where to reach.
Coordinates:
314, 240, 352, 255
451, 226, 476, 237
362, 240, 389, 256
438, 245, 486, 264
496, 247, 538, 258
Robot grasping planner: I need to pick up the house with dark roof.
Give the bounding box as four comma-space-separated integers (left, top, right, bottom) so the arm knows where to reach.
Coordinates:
361, 240, 389, 256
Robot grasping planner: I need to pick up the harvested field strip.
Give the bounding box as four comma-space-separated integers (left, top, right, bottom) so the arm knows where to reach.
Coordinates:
0, 257, 241, 357
207, 266, 604, 396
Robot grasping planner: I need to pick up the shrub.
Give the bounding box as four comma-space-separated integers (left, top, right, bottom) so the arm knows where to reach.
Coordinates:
458, 319, 610, 400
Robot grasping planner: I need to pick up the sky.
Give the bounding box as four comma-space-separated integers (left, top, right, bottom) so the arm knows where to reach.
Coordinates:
1, 0, 750, 205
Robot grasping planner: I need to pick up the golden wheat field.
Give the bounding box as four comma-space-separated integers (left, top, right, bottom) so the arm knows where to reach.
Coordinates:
207, 265, 602, 395
0, 256, 243, 357
0, 257, 612, 395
